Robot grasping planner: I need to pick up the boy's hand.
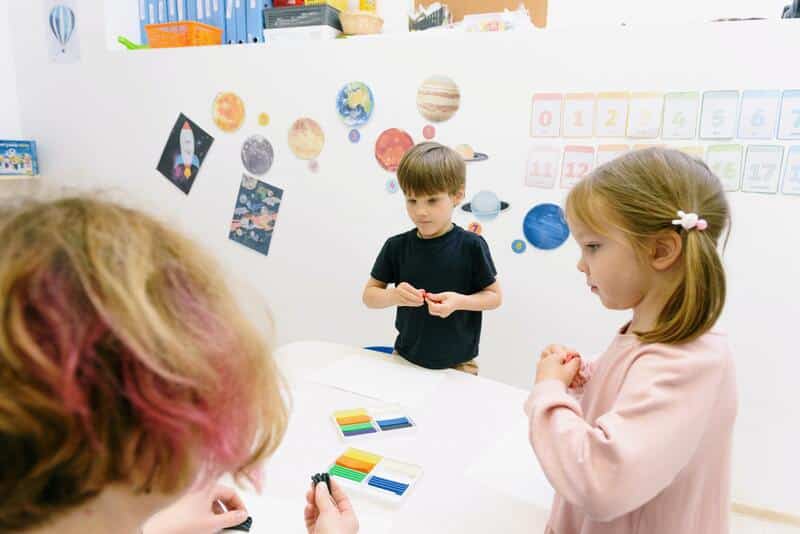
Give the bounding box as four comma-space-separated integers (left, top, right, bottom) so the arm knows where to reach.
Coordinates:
535, 352, 581, 387
425, 291, 462, 319
393, 282, 425, 307
304, 478, 359, 534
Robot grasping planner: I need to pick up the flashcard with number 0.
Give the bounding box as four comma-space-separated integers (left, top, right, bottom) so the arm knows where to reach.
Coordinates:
530, 93, 563, 137
705, 144, 743, 192
742, 145, 783, 194
560, 146, 595, 189
526, 145, 561, 188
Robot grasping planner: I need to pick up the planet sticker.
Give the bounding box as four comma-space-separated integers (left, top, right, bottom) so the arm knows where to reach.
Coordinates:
288, 118, 325, 160
423, 125, 436, 139
512, 239, 527, 253
349, 129, 361, 143
213, 92, 245, 133
375, 128, 414, 171
461, 190, 510, 221
523, 203, 570, 250
259, 113, 270, 126
455, 144, 488, 162
336, 81, 374, 127
417, 75, 460, 122
241, 135, 274, 176
386, 178, 399, 194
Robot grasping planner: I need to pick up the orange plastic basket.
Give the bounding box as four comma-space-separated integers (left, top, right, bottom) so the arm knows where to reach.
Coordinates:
145, 21, 223, 48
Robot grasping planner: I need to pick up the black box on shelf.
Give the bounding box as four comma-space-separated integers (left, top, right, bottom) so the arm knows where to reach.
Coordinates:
263, 5, 342, 31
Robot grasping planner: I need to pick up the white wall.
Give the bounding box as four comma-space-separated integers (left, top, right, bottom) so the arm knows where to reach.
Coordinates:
0, 0, 22, 138
7, 0, 800, 517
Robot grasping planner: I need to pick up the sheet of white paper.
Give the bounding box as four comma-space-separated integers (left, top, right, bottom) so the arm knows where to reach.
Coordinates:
306, 354, 447, 408
464, 414, 555, 509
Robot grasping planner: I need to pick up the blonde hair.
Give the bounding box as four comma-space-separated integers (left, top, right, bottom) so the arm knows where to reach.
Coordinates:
396, 142, 465, 196
566, 147, 731, 344
0, 196, 287, 530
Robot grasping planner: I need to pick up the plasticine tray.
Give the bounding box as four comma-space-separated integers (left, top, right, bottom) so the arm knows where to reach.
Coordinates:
331, 407, 416, 440
328, 447, 422, 506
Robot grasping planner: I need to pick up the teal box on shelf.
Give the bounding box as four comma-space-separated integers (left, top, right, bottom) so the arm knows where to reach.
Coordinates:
263, 4, 342, 31
0, 140, 39, 176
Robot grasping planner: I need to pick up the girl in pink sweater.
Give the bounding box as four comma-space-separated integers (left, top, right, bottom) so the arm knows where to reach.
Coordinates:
526, 147, 738, 534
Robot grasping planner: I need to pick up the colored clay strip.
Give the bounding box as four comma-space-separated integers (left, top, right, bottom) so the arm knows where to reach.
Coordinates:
336, 455, 375, 473
333, 409, 368, 418
378, 422, 413, 431
329, 464, 366, 483
343, 448, 382, 464
368, 477, 409, 495
335, 415, 372, 425
342, 427, 377, 436
339, 422, 375, 432
379, 459, 422, 478
375, 417, 409, 427
368, 480, 406, 496
368, 476, 408, 490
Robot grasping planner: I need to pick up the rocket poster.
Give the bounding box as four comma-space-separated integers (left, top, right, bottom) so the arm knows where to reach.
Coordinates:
156, 113, 214, 194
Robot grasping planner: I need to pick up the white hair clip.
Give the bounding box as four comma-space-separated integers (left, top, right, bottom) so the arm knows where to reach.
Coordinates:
672, 210, 708, 231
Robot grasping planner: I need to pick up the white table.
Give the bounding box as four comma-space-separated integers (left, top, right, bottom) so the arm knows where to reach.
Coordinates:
236, 341, 552, 534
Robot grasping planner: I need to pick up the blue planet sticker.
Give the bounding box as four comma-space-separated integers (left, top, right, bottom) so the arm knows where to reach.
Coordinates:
349, 129, 361, 143
461, 190, 510, 221
523, 203, 570, 250
512, 239, 526, 253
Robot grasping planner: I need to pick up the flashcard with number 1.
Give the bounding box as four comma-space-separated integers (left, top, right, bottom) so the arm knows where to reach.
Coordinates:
562, 93, 595, 137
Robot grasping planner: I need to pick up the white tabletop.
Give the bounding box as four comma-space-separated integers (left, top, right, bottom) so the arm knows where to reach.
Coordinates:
236, 341, 552, 534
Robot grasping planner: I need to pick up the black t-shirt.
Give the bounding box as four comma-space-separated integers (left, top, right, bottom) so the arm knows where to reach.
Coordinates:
370, 224, 497, 369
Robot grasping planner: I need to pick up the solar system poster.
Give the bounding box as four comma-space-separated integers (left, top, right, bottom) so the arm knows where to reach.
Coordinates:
156, 113, 214, 194
229, 175, 283, 257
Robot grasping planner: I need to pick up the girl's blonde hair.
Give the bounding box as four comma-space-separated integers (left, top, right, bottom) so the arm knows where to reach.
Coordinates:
566, 147, 731, 344
0, 196, 287, 530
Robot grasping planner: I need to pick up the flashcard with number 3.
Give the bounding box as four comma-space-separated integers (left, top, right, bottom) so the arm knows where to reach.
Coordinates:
627, 93, 663, 138
530, 93, 563, 137
526, 145, 561, 188
742, 145, 783, 194
560, 146, 595, 189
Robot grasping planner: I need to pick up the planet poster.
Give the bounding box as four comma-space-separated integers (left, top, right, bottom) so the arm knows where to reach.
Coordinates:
241, 135, 274, 176
229, 174, 284, 257
417, 75, 460, 122
156, 113, 214, 195
337, 81, 374, 127
288, 118, 325, 160
375, 128, 414, 171
213, 92, 246, 133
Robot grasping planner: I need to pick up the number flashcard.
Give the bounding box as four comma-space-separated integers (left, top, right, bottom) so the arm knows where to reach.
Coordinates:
777, 90, 800, 140
562, 93, 595, 138
627, 92, 663, 138
781, 145, 800, 195
742, 145, 783, 194
595, 144, 629, 166
738, 90, 780, 139
662, 92, 699, 140
530, 93, 563, 137
595, 92, 629, 137
560, 145, 595, 189
705, 144, 743, 192
700, 90, 739, 139
526, 145, 562, 188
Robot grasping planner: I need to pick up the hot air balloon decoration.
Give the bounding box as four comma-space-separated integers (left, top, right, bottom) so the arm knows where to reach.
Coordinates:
48, 4, 76, 55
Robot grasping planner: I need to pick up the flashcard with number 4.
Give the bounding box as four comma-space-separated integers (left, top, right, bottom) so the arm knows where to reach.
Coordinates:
627, 93, 663, 138
777, 90, 800, 140
560, 146, 595, 189
530, 93, 563, 137
781, 146, 800, 195
738, 90, 780, 139
562, 93, 595, 137
705, 145, 743, 192
526, 145, 561, 188
595, 92, 628, 137
742, 145, 783, 194
700, 91, 739, 139
662, 92, 699, 140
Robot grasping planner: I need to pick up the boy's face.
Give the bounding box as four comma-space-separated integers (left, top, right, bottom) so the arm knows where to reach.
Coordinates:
404, 189, 464, 239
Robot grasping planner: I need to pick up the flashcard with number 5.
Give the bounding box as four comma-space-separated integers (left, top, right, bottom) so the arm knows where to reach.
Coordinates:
662, 92, 699, 140
526, 145, 561, 188
738, 90, 780, 139
562, 93, 595, 137
777, 90, 800, 139
700, 91, 739, 139
530, 93, 563, 137
705, 144, 743, 192
742, 145, 783, 194
627, 93, 663, 138
560, 146, 595, 189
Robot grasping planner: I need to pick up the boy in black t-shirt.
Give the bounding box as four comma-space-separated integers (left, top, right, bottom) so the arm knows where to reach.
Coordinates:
362, 142, 502, 374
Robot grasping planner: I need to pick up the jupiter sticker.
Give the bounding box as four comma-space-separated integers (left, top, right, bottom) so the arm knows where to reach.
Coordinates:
416, 75, 460, 122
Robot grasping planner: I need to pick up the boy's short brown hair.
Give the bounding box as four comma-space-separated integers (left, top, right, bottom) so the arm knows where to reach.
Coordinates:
396, 142, 466, 196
